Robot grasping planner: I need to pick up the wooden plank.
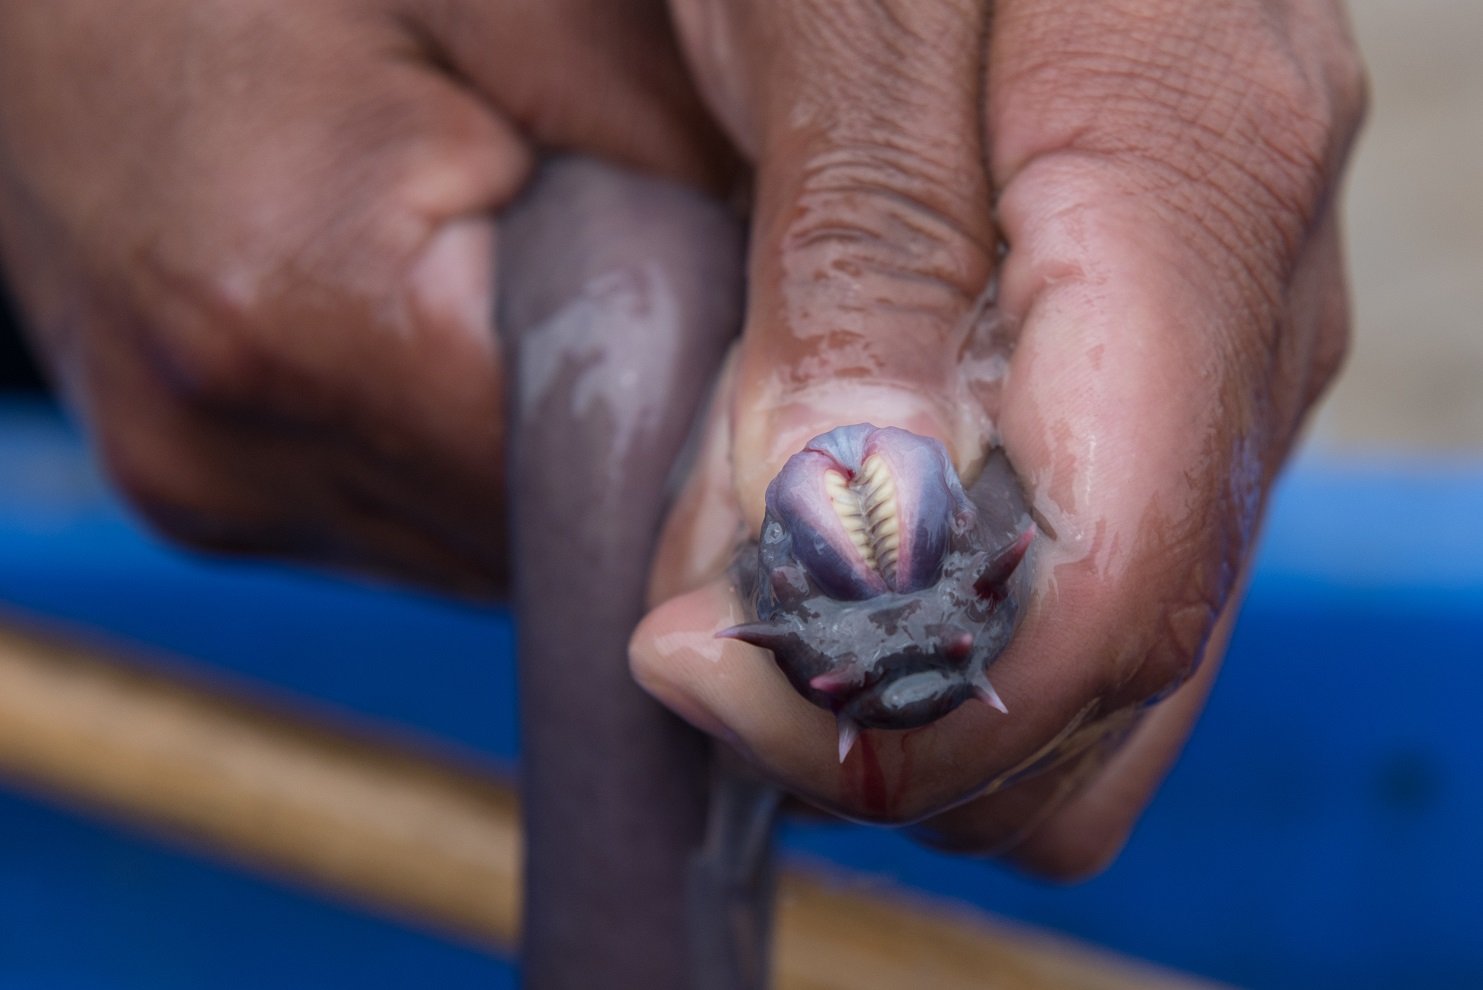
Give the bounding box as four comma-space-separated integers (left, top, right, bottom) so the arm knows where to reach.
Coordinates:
0, 619, 1225, 990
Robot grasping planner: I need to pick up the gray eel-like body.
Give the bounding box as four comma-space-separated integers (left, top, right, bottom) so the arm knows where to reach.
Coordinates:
501, 158, 769, 989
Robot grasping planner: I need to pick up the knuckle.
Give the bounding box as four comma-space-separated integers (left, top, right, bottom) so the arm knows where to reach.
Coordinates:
1226, 37, 1351, 225
1181, 24, 1363, 275
998, 4, 1364, 295
1156, 59, 1336, 287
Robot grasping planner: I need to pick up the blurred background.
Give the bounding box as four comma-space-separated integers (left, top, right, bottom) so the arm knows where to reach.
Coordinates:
0, 2, 1478, 987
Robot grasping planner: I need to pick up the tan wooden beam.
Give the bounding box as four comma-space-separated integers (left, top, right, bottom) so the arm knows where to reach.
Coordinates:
0, 617, 1224, 990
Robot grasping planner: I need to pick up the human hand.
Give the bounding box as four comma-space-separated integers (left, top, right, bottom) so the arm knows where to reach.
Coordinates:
633, 0, 1365, 876
0, 0, 730, 595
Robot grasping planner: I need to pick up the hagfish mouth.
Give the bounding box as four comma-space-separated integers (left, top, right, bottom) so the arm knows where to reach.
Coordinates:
720, 424, 1033, 761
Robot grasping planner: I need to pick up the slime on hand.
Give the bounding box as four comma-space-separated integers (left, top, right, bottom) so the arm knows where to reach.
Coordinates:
721, 424, 1034, 761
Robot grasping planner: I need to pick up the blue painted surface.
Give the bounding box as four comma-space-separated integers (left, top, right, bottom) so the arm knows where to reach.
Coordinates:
0, 792, 517, 990
1, 399, 1480, 989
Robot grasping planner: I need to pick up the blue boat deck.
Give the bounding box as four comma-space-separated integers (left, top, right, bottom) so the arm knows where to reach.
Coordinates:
2, 400, 1480, 989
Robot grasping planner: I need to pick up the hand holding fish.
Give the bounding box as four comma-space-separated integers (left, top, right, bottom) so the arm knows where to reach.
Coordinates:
0, 0, 730, 594
633, 0, 1366, 875
0, 0, 1367, 881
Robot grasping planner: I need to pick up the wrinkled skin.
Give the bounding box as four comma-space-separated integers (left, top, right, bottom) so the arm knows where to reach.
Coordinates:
0, 0, 731, 595
0, 0, 1366, 881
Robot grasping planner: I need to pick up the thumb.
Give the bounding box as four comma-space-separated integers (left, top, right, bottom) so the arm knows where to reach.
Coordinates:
692, 1, 1000, 524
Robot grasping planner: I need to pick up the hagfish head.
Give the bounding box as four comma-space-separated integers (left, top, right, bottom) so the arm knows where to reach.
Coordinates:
763, 424, 970, 599
721, 424, 1033, 755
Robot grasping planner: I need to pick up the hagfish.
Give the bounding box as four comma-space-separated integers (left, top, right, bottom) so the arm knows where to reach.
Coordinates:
500, 157, 749, 988
723, 426, 1034, 761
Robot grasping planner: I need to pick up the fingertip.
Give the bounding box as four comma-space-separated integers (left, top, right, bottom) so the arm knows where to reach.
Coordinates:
629, 582, 755, 748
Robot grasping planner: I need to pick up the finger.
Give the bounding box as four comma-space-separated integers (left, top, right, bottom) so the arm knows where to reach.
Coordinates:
81, 229, 509, 595
709, 1, 1000, 525
1003, 602, 1232, 879
855, 0, 1364, 822
0, 6, 528, 587
916, 585, 1240, 877
638, 0, 1364, 825
643, 1, 1019, 821
928, 169, 1356, 866
408, 0, 736, 190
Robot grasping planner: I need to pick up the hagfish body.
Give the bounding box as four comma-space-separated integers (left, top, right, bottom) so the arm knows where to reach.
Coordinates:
501, 157, 744, 989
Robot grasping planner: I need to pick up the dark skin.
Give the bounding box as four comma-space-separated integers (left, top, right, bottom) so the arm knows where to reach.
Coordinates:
0, 0, 730, 592
0, 0, 1366, 875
